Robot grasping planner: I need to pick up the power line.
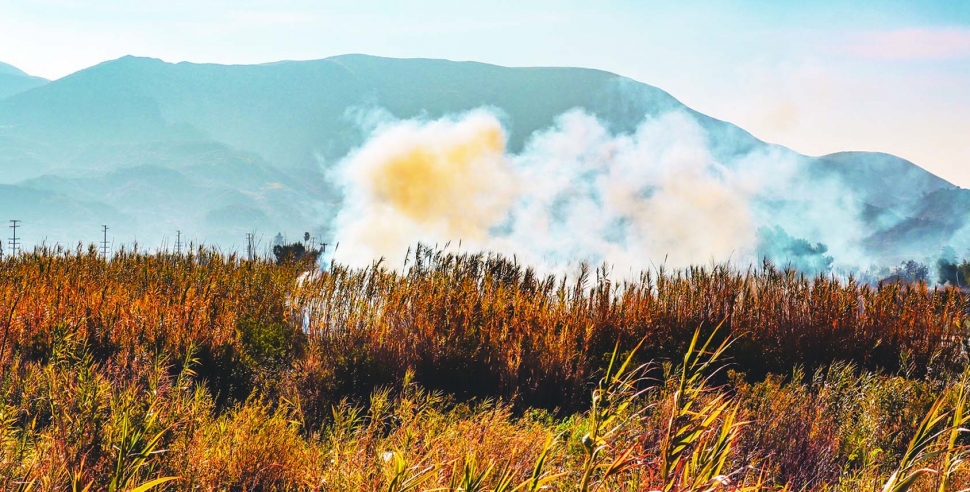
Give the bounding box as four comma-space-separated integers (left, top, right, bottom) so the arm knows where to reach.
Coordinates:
246, 232, 256, 261
8, 220, 21, 257
101, 225, 110, 259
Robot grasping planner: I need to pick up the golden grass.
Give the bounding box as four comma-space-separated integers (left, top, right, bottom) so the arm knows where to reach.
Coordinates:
1, 244, 970, 490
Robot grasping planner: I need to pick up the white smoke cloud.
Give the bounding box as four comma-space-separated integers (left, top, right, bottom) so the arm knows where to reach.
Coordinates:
330, 107, 874, 274
489, 110, 757, 273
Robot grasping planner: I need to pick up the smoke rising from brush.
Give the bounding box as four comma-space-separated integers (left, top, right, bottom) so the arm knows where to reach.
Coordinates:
333, 110, 517, 262
331, 108, 876, 273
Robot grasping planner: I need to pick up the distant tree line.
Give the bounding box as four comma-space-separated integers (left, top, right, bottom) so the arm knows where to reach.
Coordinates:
756, 228, 970, 287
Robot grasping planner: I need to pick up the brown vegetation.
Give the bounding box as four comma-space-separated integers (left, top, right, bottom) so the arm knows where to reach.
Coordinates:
1, 243, 969, 490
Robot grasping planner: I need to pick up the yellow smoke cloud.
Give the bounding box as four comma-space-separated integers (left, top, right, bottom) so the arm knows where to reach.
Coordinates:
336, 111, 516, 264
368, 122, 506, 237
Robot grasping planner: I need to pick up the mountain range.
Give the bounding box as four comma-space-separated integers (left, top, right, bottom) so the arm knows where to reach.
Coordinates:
0, 54, 964, 266
0, 61, 47, 100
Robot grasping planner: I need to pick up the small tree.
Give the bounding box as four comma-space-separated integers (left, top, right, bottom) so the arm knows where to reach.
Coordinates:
272, 242, 320, 266
938, 257, 970, 288
938, 257, 960, 286
892, 260, 929, 283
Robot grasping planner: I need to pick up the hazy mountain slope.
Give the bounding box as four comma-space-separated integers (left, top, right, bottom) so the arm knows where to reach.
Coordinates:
0, 184, 131, 248
815, 152, 956, 207
0, 54, 963, 262
0, 62, 25, 75
0, 54, 768, 248
865, 187, 970, 258
0, 62, 47, 100
0, 58, 199, 145
0, 55, 760, 168
18, 142, 327, 246
327, 55, 765, 159
0, 135, 63, 183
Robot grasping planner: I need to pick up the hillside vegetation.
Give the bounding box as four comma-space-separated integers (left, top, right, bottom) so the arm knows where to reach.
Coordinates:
2, 245, 970, 490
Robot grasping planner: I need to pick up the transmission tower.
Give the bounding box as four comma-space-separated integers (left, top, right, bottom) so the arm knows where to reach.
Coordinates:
8, 220, 21, 257
246, 232, 255, 261
101, 225, 110, 258
175, 230, 182, 255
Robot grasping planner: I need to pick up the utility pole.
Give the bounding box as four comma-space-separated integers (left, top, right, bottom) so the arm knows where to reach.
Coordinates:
101, 225, 109, 259
8, 220, 21, 257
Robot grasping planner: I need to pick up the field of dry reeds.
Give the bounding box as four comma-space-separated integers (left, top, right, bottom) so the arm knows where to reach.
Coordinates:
2, 243, 970, 490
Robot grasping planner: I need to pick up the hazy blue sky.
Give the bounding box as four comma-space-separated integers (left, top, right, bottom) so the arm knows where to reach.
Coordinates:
1, 1, 969, 186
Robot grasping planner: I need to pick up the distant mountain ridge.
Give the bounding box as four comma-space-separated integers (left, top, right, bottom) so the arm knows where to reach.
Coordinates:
0, 61, 47, 100
0, 54, 964, 263
0, 55, 776, 165
0, 61, 29, 76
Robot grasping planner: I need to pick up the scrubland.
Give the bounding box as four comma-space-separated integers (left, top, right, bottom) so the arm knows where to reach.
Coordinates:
1, 244, 969, 491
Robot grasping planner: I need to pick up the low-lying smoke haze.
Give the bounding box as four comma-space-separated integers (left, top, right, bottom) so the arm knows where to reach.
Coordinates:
331, 107, 882, 275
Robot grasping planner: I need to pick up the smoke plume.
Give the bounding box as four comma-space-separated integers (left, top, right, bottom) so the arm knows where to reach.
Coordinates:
333, 110, 517, 265
331, 107, 873, 274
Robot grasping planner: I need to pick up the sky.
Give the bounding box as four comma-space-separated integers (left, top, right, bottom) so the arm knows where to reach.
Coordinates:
1, 0, 969, 186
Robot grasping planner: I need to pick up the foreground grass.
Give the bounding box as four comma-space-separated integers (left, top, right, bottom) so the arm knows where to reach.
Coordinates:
1, 244, 969, 490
